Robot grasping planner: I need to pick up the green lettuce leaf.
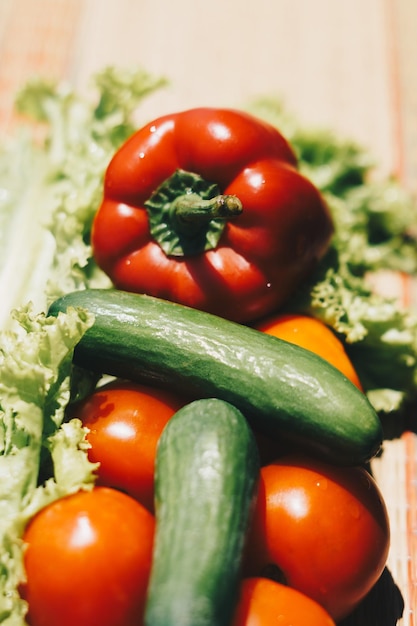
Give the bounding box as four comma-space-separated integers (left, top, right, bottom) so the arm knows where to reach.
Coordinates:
0, 305, 96, 624
0, 66, 167, 329
288, 256, 417, 412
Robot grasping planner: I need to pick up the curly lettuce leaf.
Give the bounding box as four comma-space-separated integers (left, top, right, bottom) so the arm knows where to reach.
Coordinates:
0, 305, 97, 624
0, 67, 166, 329
288, 255, 417, 412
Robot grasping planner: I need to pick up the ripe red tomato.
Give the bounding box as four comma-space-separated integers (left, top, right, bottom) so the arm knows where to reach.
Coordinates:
254, 313, 363, 391
21, 487, 155, 626
231, 577, 336, 626
71, 381, 186, 511
243, 455, 390, 621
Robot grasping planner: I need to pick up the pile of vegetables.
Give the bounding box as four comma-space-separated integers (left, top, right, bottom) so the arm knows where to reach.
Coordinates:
0, 66, 415, 625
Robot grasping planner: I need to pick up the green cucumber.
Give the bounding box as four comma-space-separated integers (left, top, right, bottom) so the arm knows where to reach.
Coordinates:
144, 398, 259, 626
48, 288, 383, 465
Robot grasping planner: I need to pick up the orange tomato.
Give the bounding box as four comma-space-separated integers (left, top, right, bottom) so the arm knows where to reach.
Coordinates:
71, 381, 186, 511
243, 455, 390, 621
21, 487, 155, 626
254, 313, 363, 390
231, 577, 336, 626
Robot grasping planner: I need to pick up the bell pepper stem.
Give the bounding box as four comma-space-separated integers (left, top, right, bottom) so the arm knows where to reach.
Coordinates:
172, 193, 243, 228
145, 169, 243, 255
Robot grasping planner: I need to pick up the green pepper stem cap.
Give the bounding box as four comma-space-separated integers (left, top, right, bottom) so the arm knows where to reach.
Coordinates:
144, 169, 243, 256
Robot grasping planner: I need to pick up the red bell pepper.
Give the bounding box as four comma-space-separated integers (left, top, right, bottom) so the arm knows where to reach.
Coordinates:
91, 107, 333, 323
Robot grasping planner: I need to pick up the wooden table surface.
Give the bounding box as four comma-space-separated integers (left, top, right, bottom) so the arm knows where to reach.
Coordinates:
0, 1, 416, 624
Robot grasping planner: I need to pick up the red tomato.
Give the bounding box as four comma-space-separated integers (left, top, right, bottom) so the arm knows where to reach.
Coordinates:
21, 487, 155, 626
71, 381, 186, 511
232, 577, 336, 626
243, 455, 390, 621
255, 313, 363, 391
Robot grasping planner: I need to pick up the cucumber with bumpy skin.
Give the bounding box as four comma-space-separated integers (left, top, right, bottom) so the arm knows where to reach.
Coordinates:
144, 398, 259, 626
48, 288, 383, 465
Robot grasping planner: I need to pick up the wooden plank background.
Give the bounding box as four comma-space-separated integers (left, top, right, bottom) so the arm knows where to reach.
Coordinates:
0, 1, 416, 624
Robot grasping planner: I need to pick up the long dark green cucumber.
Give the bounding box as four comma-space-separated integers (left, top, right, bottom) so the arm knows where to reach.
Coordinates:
48, 288, 383, 465
144, 398, 260, 626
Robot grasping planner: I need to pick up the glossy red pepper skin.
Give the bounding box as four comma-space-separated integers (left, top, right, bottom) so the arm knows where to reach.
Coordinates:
91, 108, 333, 323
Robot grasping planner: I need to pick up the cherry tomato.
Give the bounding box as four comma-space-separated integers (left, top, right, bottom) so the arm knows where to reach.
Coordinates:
231, 577, 336, 626
254, 313, 363, 390
71, 381, 186, 511
21, 487, 155, 626
243, 455, 390, 621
